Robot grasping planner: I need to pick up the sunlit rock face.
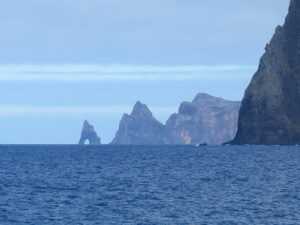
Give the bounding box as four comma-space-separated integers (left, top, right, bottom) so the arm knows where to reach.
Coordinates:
78, 120, 101, 145
110, 101, 165, 145
164, 93, 240, 145
230, 0, 300, 145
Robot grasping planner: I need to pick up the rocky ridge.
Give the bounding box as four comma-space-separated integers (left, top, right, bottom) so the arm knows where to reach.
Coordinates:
165, 93, 240, 145
111, 94, 240, 145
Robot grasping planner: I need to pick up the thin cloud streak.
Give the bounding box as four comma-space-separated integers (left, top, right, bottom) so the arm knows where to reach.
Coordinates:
0, 73, 252, 82
0, 105, 177, 115
0, 64, 255, 82
0, 64, 256, 73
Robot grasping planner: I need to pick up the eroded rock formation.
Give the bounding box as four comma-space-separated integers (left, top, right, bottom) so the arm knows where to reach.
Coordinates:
78, 120, 101, 145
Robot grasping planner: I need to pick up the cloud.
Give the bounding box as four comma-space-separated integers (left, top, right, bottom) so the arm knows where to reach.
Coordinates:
0, 105, 177, 115
0, 64, 255, 73
0, 64, 255, 82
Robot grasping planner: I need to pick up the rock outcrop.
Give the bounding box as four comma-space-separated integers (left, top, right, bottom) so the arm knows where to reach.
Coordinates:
229, 0, 300, 145
164, 93, 240, 145
78, 120, 101, 145
110, 101, 165, 145
110, 94, 240, 145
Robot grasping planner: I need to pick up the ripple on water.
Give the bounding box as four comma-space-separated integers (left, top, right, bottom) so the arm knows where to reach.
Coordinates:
0, 145, 299, 224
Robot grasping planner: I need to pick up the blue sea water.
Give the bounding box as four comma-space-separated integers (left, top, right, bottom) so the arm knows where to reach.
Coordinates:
0, 145, 300, 225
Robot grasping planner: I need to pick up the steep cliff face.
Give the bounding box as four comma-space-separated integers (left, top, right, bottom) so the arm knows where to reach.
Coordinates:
230, 0, 300, 145
110, 101, 165, 145
165, 93, 240, 145
78, 120, 101, 145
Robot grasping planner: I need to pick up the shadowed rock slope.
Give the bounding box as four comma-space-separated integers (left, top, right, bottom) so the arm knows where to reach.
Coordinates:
78, 120, 101, 145
229, 0, 300, 145
165, 93, 240, 145
110, 101, 165, 145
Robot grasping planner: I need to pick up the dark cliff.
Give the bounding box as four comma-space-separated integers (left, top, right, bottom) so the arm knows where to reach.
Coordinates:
230, 0, 300, 145
110, 101, 165, 145
165, 93, 240, 145
78, 120, 101, 145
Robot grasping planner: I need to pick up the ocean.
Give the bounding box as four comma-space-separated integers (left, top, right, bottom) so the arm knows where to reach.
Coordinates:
0, 145, 299, 224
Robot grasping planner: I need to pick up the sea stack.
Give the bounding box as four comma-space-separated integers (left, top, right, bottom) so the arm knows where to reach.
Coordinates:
165, 93, 240, 145
78, 120, 101, 145
229, 0, 300, 145
110, 101, 165, 145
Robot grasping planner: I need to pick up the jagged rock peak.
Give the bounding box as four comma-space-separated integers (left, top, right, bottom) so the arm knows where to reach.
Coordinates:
83, 120, 91, 129
78, 120, 101, 145
110, 101, 165, 145
131, 101, 153, 118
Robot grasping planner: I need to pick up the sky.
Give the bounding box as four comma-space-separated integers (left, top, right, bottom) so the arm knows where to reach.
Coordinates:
0, 0, 290, 144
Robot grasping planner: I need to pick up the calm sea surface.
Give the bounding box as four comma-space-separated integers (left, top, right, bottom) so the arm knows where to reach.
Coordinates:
0, 145, 299, 224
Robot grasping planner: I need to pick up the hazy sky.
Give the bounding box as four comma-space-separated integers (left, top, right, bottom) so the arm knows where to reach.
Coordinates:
0, 0, 290, 144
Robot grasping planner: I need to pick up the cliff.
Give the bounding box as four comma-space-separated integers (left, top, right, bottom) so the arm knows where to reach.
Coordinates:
110, 101, 165, 145
229, 0, 300, 145
165, 93, 240, 145
78, 120, 101, 145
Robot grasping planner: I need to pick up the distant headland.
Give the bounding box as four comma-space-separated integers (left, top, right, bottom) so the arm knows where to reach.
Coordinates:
80, 93, 240, 146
